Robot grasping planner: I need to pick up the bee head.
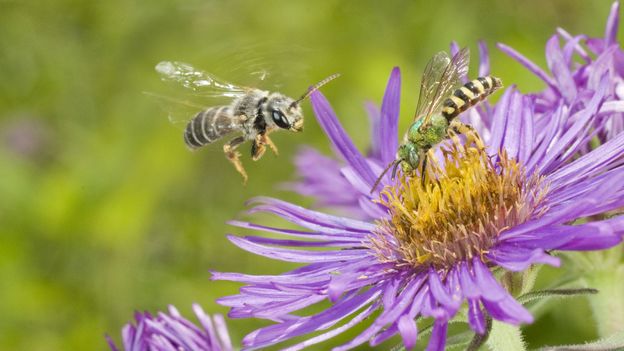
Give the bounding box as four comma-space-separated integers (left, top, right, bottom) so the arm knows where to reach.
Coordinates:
269, 97, 304, 132
273, 73, 341, 132
397, 144, 419, 173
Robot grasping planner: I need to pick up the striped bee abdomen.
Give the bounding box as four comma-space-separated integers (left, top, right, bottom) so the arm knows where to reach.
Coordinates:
441, 76, 503, 120
184, 106, 237, 149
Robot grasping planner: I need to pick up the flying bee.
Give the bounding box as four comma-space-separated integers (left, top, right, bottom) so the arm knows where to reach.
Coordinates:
154, 61, 340, 183
372, 48, 503, 192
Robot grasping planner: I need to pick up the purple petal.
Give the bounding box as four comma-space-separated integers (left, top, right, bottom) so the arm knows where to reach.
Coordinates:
282, 302, 379, 351
425, 321, 448, 351
370, 324, 399, 347
366, 101, 382, 159
545, 35, 577, 102
557, 28, 591, 62
450, 41, 461, 56
428, 269, 461, 310
600, 100, 624, 114
357, 196, 388, 219
382, 277, 401, 310
472, 258, 507, 302
547, 131, 624, 187
397, 315, 418, 350
334, 276, 425, 351
535, 74, 607, 174
501, 225, 583, 249
458, 262, 480, 299
227, 220, 361, 243
243, 288, 381, 349
488, 86, 514, 153
518, 95, 535, 164
561, 33, 587, 64
310, 91, 377, 187
328, 274, 350, 302
227, 235, 369, 263
240, 235, 355, 248
556, 217, 624, 250
287, 147, 359, 209
478, 40, 491, 77
468, 299, 486, 334
378, 67, 401, 165
340, 165, 372, 195
482, 296, 533, 325
211, 314, 233, 351
524, 103, 566, 173
246, 196, 375, 233
497, 43, 557, 89
212, 262, 345, 285
499, 88, 524, 159
487, 246, 560, 271
105, 335, 120, 351
605, 1, 620, 46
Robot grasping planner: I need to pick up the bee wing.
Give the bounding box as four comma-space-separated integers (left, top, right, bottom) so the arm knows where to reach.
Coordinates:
155, 61, 249, 98
144, 91, 210, 129
414, 48, 470, 127
151, 61, 248, 129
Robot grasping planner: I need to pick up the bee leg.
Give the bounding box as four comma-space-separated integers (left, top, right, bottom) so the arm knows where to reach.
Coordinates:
264, 135, 279, 156
223, 136, 248, 184
251, 134, 267, 161
420, 153, 428, 186
449, 120, 485, 151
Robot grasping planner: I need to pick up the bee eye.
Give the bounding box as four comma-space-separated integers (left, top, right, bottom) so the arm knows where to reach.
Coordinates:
271, 110, 290, 129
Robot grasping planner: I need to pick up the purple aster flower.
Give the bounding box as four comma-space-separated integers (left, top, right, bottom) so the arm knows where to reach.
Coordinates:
212, 48, 624, 349
107, 304, 233, 351
498, 1, 624, 143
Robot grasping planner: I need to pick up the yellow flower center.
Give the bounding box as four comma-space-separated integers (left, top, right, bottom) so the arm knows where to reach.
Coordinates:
372, 135, 548, 268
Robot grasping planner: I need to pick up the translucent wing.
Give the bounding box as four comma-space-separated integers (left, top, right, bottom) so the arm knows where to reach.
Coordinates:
155, 61, 248, 98
414, 51, 451, 120
414, 48, 470, 127
144, 91, 209, 128
150, 61, 250, 128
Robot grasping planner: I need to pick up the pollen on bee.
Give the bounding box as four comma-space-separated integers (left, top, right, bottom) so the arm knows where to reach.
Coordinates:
370, 132, 549, 268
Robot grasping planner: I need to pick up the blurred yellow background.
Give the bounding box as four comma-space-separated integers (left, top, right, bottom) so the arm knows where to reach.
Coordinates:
0, 0, 619, 349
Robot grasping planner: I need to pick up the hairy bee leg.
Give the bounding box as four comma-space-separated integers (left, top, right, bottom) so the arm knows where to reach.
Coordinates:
264, 135, 279, 155
223, 136, 248, 184
447, 128, 463, 151
449, 120, 485, 150
251, 134, 267, 161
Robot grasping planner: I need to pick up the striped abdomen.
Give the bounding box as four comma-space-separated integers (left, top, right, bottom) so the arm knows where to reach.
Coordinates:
441, 76, 503, 120
184, 106, 238, 149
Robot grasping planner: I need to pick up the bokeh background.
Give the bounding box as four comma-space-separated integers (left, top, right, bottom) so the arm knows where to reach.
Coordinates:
0, 0, 621, 350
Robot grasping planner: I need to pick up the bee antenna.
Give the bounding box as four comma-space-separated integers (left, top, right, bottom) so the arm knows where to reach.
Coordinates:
370, 160, 399, 194
289, 73, 341, 109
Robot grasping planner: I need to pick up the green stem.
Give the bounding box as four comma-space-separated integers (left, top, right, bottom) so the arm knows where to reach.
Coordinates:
486, 321, 527, 351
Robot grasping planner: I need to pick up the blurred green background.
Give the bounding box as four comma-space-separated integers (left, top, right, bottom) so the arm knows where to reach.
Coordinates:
0, 0, 621, 350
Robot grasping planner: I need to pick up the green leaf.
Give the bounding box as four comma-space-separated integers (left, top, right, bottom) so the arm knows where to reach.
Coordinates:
466, 316, 493, 351
517, 288, 599, 304
486, 320, 527, 351
584, 264, 624, 338
535, 330, 624, 351
445, 329, 479, 350
520, 264, 544, 295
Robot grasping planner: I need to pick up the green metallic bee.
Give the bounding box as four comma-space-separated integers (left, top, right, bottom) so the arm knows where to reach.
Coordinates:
372, 48, 503, 192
